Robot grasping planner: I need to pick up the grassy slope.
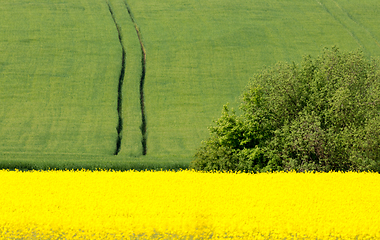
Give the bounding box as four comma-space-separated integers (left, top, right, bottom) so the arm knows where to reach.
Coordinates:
0, 0, 121, 154
1, 0, 380, 170
0, 0, 186, 170
126, 0, 380, 158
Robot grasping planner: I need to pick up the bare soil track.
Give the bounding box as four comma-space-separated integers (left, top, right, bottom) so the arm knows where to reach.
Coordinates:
106, 0, 147, 155
106, 2, 126, 155
123, 0, 147, 155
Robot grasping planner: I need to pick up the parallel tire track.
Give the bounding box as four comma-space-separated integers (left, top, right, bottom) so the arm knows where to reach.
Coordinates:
123, 0, 147, 155
315, 0, 364, 49
316, 0, 380, 52
106, 2, 126, 155
330, 0, 380, 49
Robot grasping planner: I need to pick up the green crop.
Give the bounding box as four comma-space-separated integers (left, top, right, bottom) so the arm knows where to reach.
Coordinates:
127, 0, 380, 157
0, 0, 121, 154
1, 0, 380, 170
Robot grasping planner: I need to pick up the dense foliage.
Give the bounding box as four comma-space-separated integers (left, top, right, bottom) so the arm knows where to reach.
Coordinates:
191, 48, 380, 172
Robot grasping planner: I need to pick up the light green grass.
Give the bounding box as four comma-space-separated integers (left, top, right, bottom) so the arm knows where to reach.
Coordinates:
2, 0, 380, 169
0, 0, 121, 154
127, 0, 380, 157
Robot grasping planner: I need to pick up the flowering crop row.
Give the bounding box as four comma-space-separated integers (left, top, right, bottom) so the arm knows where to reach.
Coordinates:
0, 170, 379, 239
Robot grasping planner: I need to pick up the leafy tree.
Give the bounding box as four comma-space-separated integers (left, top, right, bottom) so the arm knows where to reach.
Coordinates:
191, 47, 380, 172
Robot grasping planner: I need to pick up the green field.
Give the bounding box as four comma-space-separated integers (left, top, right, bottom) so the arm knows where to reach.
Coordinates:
1, 0, 380, 169
0, 0, 122, 154
129, 0, 380, 157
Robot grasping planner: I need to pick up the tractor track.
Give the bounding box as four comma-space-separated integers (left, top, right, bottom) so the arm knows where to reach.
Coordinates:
315, 0, 364, 50
106, 1, 147, 155
316, 0, 380, 52
330, 0, 380, 49
123, 0, 147, 155
106, 2, 126, 155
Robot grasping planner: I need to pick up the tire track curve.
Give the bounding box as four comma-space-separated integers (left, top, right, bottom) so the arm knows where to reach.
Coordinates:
123, 0, 147, 155
330, 0, 380, 49
315, 0, 364, 50
106, 2, 126, 155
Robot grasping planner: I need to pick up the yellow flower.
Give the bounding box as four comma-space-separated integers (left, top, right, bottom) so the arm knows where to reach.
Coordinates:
0, 169, 379, 239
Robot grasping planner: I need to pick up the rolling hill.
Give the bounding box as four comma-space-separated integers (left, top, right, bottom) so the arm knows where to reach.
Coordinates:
1, 0, 380, 168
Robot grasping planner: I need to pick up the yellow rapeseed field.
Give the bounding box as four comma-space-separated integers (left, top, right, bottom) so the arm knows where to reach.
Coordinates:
0, 169, 379, 239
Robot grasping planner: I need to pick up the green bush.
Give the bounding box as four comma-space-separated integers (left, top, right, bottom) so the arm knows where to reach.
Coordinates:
191, 47, 380, 172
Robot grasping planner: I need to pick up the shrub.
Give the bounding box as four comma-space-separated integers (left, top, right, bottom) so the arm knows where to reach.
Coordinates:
191, 47, 380, 172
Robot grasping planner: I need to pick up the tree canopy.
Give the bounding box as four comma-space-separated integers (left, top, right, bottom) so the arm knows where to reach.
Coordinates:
191, 47, 380, 172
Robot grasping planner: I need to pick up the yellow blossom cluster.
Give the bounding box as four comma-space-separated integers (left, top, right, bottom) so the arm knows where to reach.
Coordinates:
0, 169, 379, 239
